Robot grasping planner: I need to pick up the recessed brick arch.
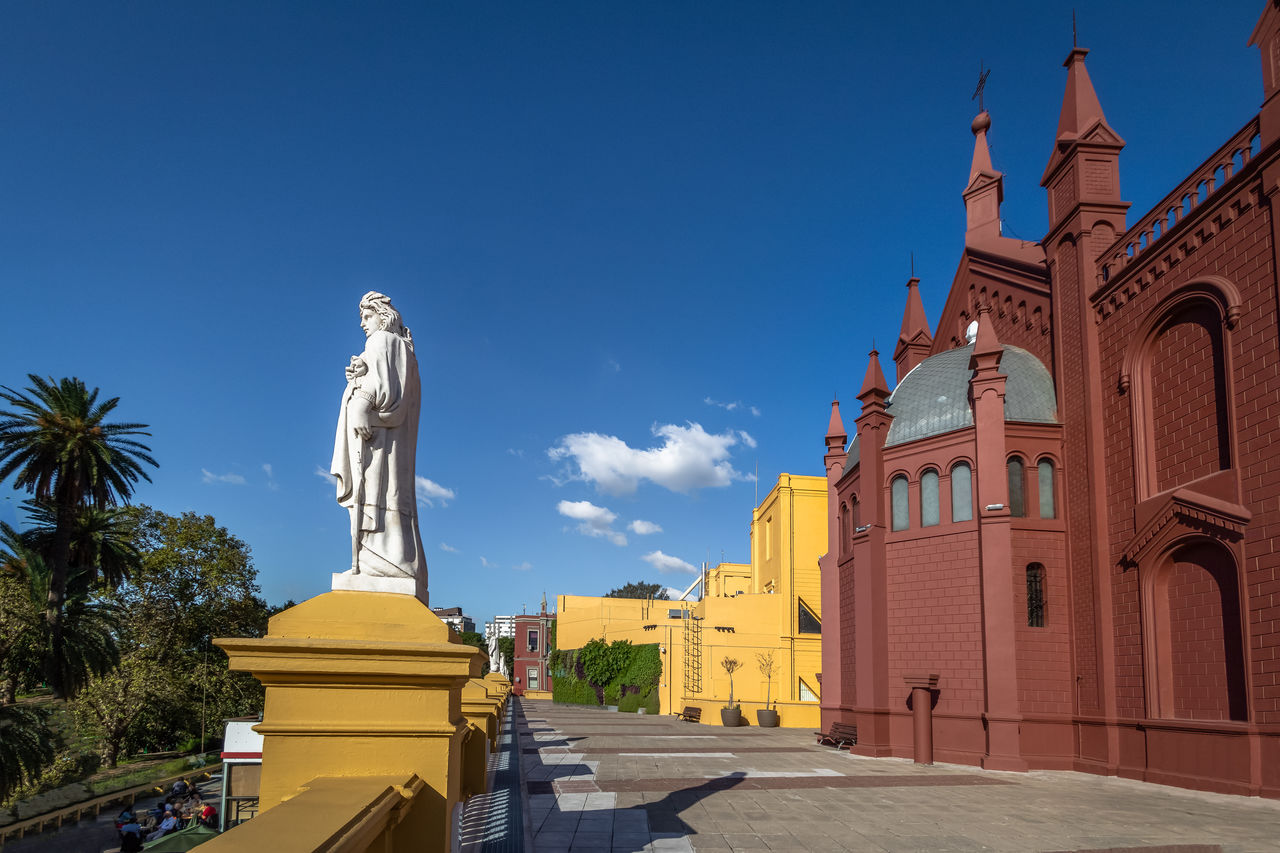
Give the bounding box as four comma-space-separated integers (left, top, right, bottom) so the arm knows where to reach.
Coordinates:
1120, 279, 1240, 499
1142, 539, 1247, 722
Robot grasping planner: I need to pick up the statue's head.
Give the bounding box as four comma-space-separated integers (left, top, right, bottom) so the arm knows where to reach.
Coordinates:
358, 291, 412, 347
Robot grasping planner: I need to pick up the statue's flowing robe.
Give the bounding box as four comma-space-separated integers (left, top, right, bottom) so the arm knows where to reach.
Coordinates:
331, 329, 426, 579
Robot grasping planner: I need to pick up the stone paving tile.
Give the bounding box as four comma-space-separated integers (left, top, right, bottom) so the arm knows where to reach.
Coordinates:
518, 699, 1280, 853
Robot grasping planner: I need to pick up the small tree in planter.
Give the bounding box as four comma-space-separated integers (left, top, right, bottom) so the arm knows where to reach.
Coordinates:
755, 651, 779, 727
720, 656, 742, 727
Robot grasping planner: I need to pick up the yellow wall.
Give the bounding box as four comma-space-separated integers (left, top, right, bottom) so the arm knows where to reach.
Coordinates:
554, 473, 827, 727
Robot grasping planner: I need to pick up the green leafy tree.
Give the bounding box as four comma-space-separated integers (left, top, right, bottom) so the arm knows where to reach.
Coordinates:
72, 507, 269, 765
0, 376, 156, 697
70, 657, 171, 769
603, 581, 670, 600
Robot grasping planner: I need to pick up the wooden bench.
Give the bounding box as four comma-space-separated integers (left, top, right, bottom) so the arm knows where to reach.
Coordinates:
814, 722, 857, 747
676, 706, 702, 723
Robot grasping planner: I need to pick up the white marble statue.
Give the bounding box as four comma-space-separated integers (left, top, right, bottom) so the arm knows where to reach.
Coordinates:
330, 291, 427, 600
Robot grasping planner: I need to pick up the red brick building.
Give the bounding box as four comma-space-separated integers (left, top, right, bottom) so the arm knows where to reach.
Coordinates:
511, 598, 555, 697
821, 4, 1278, 797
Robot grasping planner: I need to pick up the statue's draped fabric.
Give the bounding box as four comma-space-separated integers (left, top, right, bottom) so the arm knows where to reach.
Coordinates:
331, 329, 426, 578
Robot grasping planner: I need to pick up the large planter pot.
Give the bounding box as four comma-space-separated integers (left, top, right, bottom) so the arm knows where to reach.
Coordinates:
756, 708, 779, 728
720, 707, 742, 727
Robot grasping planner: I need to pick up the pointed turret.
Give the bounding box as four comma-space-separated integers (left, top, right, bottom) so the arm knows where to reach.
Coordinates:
825, 398, 847, 452
1042, 47, 1125, 187
857, 348, 890, 413
964, 111, 1005, 247
968, 306, 1004, 374
893, 277, 933, 382
1249, 0, 1280, 144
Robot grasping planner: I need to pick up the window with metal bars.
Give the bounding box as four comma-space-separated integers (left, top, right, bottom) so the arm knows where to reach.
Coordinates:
1026, 563, 1046, 627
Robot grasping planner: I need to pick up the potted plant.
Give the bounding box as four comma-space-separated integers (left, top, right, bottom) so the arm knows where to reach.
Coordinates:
720, 656, 742, 727
755, 651, 779, 727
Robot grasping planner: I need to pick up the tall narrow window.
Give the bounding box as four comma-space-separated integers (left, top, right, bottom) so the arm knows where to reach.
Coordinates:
1008, 457, 1026, 517
920, 470, 940, 527
528, 629, 539, 653
1026, 564, 1045, 627
951, 462, 973, 522
527, 667, 540, 691
839, 502, 850, 547
1037, 460, 1056, 519
891, 476, 909, 530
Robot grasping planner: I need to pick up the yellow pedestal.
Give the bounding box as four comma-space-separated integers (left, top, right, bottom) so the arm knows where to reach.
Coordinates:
211, 590, 478, 853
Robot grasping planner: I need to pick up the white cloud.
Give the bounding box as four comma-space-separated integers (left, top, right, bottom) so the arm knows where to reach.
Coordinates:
262, 463, 279, 491
480, 556, 495, 568
737, 430, 757, 449
201, 469, 246, 485
628, 519, 662, 535
704, 396, 760, 417
513, 561, 532, 571
557, 500, 627, 546
314, 464, 336, 483
664, 586, 686, 600
262, 463, 274, 478
507, 448, 524, 458
548, 422, 750, 495
642, 550, 699, 575
606, 358, 621, 373
440, 543, 460, 553
415, 476, 456, 507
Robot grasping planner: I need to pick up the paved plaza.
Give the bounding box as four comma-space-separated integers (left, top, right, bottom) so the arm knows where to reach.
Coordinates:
509, 699, 1280, 853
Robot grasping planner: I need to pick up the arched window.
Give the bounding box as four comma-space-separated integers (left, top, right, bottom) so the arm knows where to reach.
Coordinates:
1037, 460, 1056, 519
839, 502, 850, 548
951, 462, 973, 522
920, 469, 940, 527
1008, 457, 1026, 517
1026, 563, 1046, 627
891, 476, 909, 531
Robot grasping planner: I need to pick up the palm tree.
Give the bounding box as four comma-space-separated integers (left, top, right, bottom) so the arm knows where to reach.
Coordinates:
19, 500, 141, 591
0, 376, 156, 697
0, 703, 56, 801
0, 527, 120, 700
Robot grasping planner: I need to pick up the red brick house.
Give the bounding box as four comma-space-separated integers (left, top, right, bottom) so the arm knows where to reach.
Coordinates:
511, 598, 555, 697
821, 4, 1278, 797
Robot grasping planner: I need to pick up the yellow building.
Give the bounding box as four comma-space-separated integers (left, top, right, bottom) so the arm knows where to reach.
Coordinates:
556, 473, 826, 727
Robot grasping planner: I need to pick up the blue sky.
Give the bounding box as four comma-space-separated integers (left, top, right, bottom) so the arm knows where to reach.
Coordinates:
0, 1, 1262, 627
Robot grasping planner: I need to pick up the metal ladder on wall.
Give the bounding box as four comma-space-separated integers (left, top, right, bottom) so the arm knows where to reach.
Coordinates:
682, 612, 703, 695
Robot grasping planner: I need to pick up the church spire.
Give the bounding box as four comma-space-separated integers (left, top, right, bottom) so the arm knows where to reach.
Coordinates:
1054, 48, 1107, 142
893, 277, 933, 382
964, 109, 1004, 247
1042, 46, 1124, 185
825, 398, 847, 450
857, 348, 890, 413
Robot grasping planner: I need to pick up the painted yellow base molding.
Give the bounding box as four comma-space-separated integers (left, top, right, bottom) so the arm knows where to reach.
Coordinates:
208, 591, 479, 853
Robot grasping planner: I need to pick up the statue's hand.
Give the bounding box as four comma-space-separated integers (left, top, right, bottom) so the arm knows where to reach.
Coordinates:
345, 356, 368, 382
349, 394, 376, 442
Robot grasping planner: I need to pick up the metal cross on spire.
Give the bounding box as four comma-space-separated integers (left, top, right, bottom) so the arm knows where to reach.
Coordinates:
972, 61, 991, 113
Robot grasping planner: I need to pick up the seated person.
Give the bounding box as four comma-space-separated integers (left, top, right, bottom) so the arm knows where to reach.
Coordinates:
119, 817, 144, 853
146, 807, 179, 841
198, 803, 218, 828
170, 779, 190, 798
